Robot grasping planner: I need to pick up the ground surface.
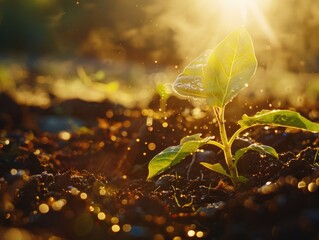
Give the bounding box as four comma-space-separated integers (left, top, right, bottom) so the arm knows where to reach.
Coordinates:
1, 92, 319, 240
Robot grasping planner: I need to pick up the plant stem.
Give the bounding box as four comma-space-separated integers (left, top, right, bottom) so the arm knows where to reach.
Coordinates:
213, 107, 239, 188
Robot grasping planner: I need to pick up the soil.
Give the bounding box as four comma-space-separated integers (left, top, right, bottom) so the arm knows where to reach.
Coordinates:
1, 92, 319, 240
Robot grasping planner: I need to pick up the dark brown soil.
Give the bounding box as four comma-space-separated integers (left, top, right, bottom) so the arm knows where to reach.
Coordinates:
1, 92, 319, 240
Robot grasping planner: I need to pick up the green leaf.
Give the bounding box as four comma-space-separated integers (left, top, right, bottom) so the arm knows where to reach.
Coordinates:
173, 50, 212, 98
238, 175, 248, 183
156, 82, 170, 100
234, 143, 279, 166
172, 28, 257, 106
239, 110, 319, 132
200, 162, 230, 177
201, 162, 248, 183
180, 133, 203, 144
147, 134, 210, 180
204, 27, 257, 107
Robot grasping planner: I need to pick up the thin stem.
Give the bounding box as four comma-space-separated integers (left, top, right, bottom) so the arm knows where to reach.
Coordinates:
207, 140, 224, 150
159, 98, 167, 114
228, 125, 251, 147
213, 107, 239, 188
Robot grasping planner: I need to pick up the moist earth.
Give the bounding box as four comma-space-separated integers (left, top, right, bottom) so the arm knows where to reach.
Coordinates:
1, 93, 319, 240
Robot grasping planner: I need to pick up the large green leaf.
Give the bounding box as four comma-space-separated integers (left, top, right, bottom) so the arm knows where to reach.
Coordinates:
172, 28, 257, 106
173, 50, 212, 98
204, 27, 257, 107
239, 110, 319, 132
234, 143, 279, 166
147, 134, 211, 180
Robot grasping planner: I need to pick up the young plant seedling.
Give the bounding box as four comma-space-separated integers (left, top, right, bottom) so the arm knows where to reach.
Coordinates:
155, 81, 171, 114
147, 27, 319, 189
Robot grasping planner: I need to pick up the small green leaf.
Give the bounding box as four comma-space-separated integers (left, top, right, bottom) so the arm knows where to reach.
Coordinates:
201, 162, 248, 183
173, 50, 212, 98
238, 175, 248, 183
156, 82, 170, 100
204, 27, 257, 107
234, 143, 279, 166
200, 162, 230, 177
239, 110, 319, 132
147, 134, 210, 180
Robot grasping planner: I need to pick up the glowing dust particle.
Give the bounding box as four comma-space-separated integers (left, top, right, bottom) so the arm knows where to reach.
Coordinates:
153, 234, 165, 240
39, 203, 50, 214
52, 200, 65, 211
154, 216, 166, 225
121, 131, 128, 137
285, 175, 297, 185
162, 122, 168, 128
93, 206, 100, 214
58, 131, 71, 141
10, 169, 17, 176
122, 175, 127, 180
80, 192, 87, 200
111, 224, 120, 232
196, 231, 204, 238
106, 110, 114, 118
175, 65, 178, 68
111, 216, 119, 224
122, 224, 132, 232
143, 152, 147, 156
110, 135, 117, 141
34, 149, 41, 155
3, 228, 24, 240
308, 182, 317, 192
89, 206, 94, 212
70, 187, 80, 195
123, 120, 131, 128
187, 230, 196, 237
166, 226, 174, 233
97, 212, 106, 220
298, 181, 306, 189
148, 143, 156, 151
127, 147, 131, 151
136, 138, 140, 142
154, 60, 158, 64
141, 109, 149, 116
121, 199, 128, 205
99, 187, 106, 196
173, 237, 182, 240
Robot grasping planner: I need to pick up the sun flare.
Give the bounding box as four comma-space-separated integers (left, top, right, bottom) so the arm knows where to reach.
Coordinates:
213, 0, 279, 46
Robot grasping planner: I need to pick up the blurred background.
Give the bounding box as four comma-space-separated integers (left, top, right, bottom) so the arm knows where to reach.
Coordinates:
0, 0, 319, 109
